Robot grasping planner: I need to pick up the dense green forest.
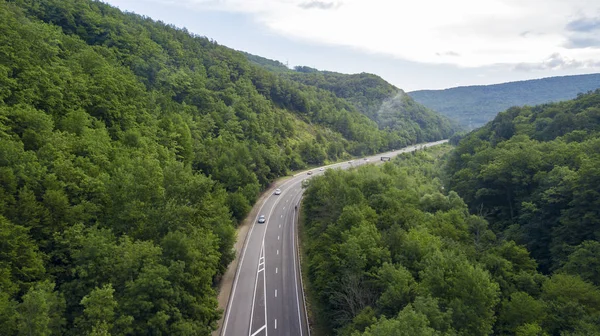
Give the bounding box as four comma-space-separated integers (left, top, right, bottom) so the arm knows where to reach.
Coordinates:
302, 144, 600, 335
447, 90, 600, 274
241, 51, 290, 73
243, 54, 458, 142
0, 0, 453, 334
409, 73, 600, 129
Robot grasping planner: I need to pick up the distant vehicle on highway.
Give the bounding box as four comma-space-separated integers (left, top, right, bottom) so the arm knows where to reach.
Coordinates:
307, 171, 313, 175
319, 167, 324, 171
381, 156, 391, 161
364, 158, 369, 161
257, 215, 266, 223
348, 160, 353, 164
274, 188, 281, 195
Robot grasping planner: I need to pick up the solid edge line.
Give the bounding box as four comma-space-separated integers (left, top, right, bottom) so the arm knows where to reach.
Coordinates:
222, 209, 259, 336
222, 175, 300, 336
292, 192, 308, 336
222, 139, 448, 335
259, 178, 302, 334
295, 194, 310, 336
296, 196, 311, 336
248, 243, 263, 336
288, 140, 449, 335
263, 240, 268, 336
291, 139, 448, 177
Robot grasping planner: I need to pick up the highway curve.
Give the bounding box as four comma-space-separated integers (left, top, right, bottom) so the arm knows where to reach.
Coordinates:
221, 140, 448, 336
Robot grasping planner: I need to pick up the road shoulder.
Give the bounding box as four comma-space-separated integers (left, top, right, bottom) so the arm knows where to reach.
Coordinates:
212, 176, 293, 336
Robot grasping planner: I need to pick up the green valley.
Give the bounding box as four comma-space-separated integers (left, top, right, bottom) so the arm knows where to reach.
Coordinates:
3, 0, 600, 335
0, 0, 453, 334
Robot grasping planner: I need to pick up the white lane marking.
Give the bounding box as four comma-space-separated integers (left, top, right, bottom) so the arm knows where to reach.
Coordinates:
277, 250, 279, 255
283, 207, 285, 210
292, 197, 306, 336
224, 214, 262, 335
262, 242, 267, 336
275, 319, 277, 330
276, 267, 278, 274
254, 177, 306, 335
250, 325, 266, 336
225, 171, 303, 336
279, 224, 281, 228
278, 235, 280, 240
281, 215, 283, 218
230, 140, 447, 336
296, 193, 311, 336
287, 199, 289, 202
249, 243, 265, 336
275, 289, 277, 298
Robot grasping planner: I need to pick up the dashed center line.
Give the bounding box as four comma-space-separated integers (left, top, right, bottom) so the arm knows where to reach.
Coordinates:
276, 267, 278, 274
278, 235, 280, 240
275, 289, 278, 297
275, 319, 277, 330
277, 250, 279, 255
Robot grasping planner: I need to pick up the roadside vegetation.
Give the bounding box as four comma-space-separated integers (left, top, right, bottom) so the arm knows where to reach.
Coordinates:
302, 137, 600, 335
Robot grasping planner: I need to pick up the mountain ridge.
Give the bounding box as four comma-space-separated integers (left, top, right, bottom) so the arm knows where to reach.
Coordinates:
241, 52, 458, 142
409, 73, 600, 129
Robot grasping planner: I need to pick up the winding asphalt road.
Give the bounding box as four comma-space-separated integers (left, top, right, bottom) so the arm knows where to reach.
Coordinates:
221, 140, 448, 336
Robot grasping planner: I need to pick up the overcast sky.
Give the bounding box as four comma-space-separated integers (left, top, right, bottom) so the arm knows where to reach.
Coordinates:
103, 0, 600, 91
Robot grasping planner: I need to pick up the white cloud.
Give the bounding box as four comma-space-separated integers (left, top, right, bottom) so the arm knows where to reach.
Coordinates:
152, 0, 600, 68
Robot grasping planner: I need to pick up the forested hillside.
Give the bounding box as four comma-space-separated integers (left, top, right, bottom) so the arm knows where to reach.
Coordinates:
0, 0, 453, 334
447, 90, 600, 275
409, 73, 600, 129
243, 54, 457, 142
241, 51, 290, 73
302, 145, 600, 335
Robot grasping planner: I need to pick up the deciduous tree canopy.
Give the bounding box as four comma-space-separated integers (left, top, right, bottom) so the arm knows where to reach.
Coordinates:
302, 144, 600, 335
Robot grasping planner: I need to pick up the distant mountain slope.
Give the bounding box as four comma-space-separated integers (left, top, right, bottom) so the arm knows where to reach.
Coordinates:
409, 73, 600, 129
240, 51, 290, 73
241, 54, 458, 142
